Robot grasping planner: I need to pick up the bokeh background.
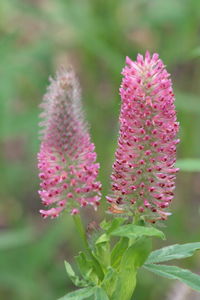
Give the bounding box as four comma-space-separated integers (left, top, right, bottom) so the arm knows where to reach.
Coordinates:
0, 0, 200, 299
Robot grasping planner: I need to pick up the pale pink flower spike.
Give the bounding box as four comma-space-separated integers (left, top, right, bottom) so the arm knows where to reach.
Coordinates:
38, 69, 101, 219
107, 52, 179, 222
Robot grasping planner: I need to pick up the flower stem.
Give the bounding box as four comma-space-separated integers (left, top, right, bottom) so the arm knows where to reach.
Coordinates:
73, 214, 89, 253
72, 214, 104, 281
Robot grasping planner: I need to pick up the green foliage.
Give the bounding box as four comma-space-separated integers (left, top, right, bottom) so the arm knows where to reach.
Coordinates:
144, 264, 200, 292
94, 287, 110, 300
63, 219, 200, 298
94, 234, 110, 270
58, 286, 110, 300
62, 221, 158, 300
111, 238, 152, 300
100, 218, 125, 234
75, 252, 99, 285
144, 242, 200, 293
146, 242, 200, 264
111, 224, 165, 240
64, 261, 88, 287
58, 287, 95, 300
101, 267, 118, 298
111, 237, 129, 269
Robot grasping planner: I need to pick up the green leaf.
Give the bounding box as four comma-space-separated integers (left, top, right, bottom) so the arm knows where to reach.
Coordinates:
176, 159, 200, 172
144, 264, 200, 292
111, 238, 152, 300
100, 218, 125, 234
64, 261, 88, 287
95, 234, 110, 244
75, 252, 98, 285
101, 267, 118, 298
94, 287, 109, 300
75, 252, 92, 276
111, 224, 165, 240
146, 242, 200, 264
58, 287, 95, 300
111, 237, 129, 269
93, 234, 110, 269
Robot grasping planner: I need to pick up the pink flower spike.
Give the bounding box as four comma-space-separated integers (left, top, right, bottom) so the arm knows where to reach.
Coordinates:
107, 52, 179, 222
38, 68, 101, 218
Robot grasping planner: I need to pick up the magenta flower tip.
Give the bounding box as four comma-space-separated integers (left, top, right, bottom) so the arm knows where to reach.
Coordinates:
38, 68, 101, 219
108, 52, 179, 222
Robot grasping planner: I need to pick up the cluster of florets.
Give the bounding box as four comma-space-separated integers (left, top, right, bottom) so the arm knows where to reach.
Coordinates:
38, 69, 101, 218
38, 52, 179, 223
106, 52, 179, 222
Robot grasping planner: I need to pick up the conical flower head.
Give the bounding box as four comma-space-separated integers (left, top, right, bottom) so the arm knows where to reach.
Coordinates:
107, 52, 179, 222
38, 68, 101, 218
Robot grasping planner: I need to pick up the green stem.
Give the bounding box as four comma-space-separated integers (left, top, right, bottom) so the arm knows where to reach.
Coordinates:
73, 214, 104, 281
73, 214, 90, 254
133, 212, 140, 225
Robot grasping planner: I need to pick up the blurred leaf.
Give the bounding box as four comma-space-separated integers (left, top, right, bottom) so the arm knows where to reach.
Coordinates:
177, 158, 200, 171
0, 272, 40, 298
0, 227, 33, 250
146, 242, 200, 264
175, 92, 200, 113
144, 264, 200, 292
58, 0, 123, 73
26, 218, 72, 275
111, 224, 165, 240
190, 47, 200, 58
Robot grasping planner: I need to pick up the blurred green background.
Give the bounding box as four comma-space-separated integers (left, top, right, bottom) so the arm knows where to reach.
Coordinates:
0, 0, 200, 299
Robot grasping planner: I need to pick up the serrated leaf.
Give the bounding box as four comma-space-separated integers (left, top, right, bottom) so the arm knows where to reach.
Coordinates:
64, 261, 88, 287
111, 224, 165, 240
94, 287, 109, 300
58, 287, 95, 300
144, 264, 200, 292
146, 242, 200, 264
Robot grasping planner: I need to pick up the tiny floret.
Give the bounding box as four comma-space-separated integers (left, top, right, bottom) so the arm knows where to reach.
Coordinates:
38, 68, 101, 219
107, 52, 179, 222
